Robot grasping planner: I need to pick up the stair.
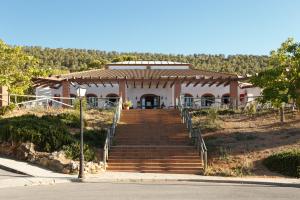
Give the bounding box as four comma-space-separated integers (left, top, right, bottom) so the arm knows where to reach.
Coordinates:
107, 109, 203, 174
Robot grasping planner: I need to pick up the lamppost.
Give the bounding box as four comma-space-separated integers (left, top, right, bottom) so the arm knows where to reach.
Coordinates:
76, 86, 86, 179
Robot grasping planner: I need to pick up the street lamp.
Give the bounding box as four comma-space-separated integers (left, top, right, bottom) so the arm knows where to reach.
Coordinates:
76, 86, 86, 179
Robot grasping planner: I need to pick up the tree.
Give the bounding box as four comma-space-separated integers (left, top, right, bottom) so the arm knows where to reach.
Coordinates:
251, 38, 300, 122
0, 40, 46, 94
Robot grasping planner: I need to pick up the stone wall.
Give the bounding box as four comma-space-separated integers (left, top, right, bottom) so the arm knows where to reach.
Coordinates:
0, 142, 104, 174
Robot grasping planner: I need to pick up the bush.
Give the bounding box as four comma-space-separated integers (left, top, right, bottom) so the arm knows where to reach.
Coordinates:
0, 103, 16, 115
217, 109, 236, 115
263, 149, 300, 178
74, 129, 107, 148
73, 98, 87, 111
0, 114, 74, 152
57, 111, 87, 128
62, 142, 96, 161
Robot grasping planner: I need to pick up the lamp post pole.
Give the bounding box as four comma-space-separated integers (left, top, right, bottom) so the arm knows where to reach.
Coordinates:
78, 97, 84, 179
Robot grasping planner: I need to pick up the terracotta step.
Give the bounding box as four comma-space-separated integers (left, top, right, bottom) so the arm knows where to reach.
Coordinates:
107, 109, 202, 174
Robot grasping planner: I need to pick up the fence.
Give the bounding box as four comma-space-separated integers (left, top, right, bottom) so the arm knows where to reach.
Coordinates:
0, 93, 120, 110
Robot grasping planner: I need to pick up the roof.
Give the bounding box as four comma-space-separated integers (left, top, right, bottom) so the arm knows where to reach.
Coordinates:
60, 69, 237, 80
107, 61, 190, 66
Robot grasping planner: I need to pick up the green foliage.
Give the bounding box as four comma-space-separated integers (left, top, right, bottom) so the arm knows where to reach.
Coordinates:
0, 40, 47, 94
0, 103, 16, 115
251, 38, 300, 108
192, 109, 236, 116
244, 102, 257, 116
73, 129, 107, 148
62, 142, 96, 162
57, 111, 87, 128
263, 149, 300, 178
207, 108, 218, 124
123, 100, 132, 108
73, 98, 87, 111
20, 46, 270, 75
0, 114, 74, 152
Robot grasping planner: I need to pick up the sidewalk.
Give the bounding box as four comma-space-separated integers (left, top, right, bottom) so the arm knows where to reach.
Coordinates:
0, 157, 75, 188
1, 157, 299, 188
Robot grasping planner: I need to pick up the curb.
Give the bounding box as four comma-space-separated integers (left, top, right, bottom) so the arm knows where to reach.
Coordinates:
83, 176, 300, 188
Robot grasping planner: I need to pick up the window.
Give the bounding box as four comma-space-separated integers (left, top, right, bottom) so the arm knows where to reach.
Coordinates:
201, 94, 215, 107
86, 94, 98, 108
184, 94, 193, 107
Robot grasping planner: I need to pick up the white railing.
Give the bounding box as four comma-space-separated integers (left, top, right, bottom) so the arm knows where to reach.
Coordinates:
103, 97, 122, 170
1, 94, 122, 110
8, 94, 74, 108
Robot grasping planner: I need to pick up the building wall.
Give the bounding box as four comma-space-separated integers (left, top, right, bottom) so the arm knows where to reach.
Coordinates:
36, 84, 120, 98
181, 84, 230, 98
126, 82, 174, 108
239, 87, 261, 102
35, 82, 262, 108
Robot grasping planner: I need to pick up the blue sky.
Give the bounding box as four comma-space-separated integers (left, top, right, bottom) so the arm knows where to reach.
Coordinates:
1, 0, 300, 55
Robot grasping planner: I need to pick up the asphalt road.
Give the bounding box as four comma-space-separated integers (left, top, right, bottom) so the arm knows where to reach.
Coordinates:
0, 181, 299, 200
0, 168, 28, 180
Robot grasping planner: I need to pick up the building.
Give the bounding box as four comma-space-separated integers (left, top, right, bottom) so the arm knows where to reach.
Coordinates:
32, 61, 261, 109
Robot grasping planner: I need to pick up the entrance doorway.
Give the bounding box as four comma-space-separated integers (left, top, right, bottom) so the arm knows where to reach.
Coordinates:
141, 94, 160, 109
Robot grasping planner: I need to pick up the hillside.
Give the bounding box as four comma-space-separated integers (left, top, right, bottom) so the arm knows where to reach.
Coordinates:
23, 46, 270, 75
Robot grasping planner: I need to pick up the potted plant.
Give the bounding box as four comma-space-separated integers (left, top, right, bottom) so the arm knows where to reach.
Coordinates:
123, 100, 132, 110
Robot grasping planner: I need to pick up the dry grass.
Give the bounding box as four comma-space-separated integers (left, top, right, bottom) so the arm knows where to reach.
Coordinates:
194, 110, 300, 177
2, 107, 115, 130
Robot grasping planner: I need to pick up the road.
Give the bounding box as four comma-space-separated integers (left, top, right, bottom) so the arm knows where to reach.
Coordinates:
0, 181, 299, 200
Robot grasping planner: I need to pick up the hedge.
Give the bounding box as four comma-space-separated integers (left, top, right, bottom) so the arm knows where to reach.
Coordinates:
0, 114, 74, 152
263, 149, 300, 178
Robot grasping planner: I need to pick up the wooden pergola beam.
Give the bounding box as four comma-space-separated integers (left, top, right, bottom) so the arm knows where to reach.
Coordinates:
99, 77, 106, 87
208, 77, 222, 87
162, 77, 169, 88
201, 77, 214, 87
224, 81, 231, 87
149, 77, 153, 88
193, 77, 205, 87
216, 78, 227, 87
186, 78, 195, 87
180, 76, 187, 84
156, 77, 160, 88
170, 76, 178, 88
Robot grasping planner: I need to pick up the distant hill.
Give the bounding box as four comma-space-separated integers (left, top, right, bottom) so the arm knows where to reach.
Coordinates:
23, 46, 270, 75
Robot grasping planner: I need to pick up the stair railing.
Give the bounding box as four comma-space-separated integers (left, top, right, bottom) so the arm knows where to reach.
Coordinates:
179, 104, 208, 171
103, 97, 122, 170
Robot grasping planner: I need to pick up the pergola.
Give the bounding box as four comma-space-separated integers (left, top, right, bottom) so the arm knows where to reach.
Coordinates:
33, 68, 248, 107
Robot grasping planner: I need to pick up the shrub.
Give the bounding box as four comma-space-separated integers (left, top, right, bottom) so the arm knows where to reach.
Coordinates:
0, 114, 74, 152
207, 108, 218, 124
62, 142, 96, 161
73, 98, 87, 111
217, 109, 236, 115
73, 129, 107, 148
192, 109, 209, 116
0, 103, 16, 115
57, 111, 87, 128
263, 149, 300, 178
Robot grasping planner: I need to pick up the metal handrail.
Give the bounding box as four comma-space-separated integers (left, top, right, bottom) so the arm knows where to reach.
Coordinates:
103, 97, 122, 170
178, 102, 208, 171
